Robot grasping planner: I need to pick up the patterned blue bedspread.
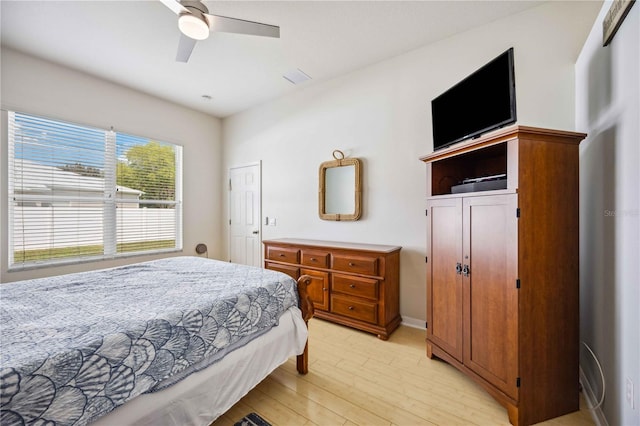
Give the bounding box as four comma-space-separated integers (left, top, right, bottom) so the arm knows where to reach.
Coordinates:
0, 257, 299, 425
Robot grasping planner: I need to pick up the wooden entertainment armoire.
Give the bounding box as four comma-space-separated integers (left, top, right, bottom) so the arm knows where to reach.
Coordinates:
420, 125, 586, 426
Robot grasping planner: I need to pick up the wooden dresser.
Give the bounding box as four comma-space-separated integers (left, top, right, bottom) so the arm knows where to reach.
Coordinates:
263, 238, 401, 340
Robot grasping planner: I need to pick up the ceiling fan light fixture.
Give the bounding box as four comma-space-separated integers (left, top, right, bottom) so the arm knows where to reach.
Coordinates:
178, 12, 210, 40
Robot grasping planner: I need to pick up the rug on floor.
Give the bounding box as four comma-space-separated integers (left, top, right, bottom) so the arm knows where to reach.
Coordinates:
233, 412, 271, 426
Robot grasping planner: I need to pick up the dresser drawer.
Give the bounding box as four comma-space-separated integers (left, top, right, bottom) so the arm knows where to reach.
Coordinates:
332, 254, 378, 275
265, 262, 299, 280
332, 274, 378, 300
331, 295, 377, 324
266, 246, 299, 264
301, 249, 330, 268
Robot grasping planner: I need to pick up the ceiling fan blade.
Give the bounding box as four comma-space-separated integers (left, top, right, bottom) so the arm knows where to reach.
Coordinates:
176, 34, 197, 62
205, 14, 280, 38
159, 0, 188, 15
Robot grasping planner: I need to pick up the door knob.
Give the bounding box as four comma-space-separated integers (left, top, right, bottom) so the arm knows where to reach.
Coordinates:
252, 230, 259, 234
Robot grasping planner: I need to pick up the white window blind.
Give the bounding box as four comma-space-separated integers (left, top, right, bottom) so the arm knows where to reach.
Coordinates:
8, 111, 183, 269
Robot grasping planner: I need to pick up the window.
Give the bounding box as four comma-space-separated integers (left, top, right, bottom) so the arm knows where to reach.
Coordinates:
7, 111, 183, 269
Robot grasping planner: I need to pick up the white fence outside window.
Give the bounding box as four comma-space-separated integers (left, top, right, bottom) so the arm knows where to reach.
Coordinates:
12, 207, 176, 250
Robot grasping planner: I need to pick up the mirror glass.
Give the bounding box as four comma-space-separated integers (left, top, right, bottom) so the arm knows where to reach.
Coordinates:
325, 165, 355, 214
319, 156, 362, 221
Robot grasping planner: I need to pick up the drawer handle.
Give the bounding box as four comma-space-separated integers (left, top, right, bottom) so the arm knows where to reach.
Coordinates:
348, 262, 355, 267
349, 284, 356, 289
348, 306, 354, 310
310, 258, 317, 262
279, 253, 285, 257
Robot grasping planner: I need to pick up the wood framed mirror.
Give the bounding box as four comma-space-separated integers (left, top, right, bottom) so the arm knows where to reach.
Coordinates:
319, 151, 362, 221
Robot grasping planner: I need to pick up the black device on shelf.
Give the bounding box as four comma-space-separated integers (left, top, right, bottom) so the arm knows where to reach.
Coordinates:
431, 48, 517, 151
451, 173, 507, 194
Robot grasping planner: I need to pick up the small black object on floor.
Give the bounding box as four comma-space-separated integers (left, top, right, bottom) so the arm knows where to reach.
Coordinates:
234, 412, 271, 426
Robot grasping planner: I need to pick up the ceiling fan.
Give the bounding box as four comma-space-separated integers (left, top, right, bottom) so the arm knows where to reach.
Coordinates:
159, 0, 280, 63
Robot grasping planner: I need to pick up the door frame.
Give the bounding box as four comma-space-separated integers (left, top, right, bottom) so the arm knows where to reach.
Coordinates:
228, 161, 262, 265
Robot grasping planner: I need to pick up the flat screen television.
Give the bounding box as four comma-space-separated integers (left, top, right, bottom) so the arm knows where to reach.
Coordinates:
431, 47, 516, 151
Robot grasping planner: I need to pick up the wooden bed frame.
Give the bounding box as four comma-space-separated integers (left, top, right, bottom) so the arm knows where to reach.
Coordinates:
295, 274, 314, 374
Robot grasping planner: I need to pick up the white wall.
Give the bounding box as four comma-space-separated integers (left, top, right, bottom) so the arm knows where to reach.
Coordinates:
1, 48, 223, 282
576, 2, 639, 425
222, 1, 601, 323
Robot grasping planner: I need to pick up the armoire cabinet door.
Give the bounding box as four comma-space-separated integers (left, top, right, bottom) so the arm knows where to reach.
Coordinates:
300, 268, 330, 311
462, 194, 519, 399
426, 198, 463, 362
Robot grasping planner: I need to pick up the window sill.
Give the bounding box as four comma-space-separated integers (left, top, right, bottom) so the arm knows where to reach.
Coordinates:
8, 249, 183, 273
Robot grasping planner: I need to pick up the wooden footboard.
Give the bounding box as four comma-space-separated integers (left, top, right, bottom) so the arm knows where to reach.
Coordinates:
296, 275, 314, 374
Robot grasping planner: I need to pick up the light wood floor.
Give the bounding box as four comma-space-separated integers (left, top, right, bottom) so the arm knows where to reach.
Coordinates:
212, 318, 596, 426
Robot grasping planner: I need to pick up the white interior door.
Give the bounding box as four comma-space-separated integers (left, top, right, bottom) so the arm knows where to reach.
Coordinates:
229, 163, 261, 266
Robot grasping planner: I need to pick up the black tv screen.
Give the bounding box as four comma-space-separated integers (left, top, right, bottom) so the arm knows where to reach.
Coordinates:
431, 48, 516, 151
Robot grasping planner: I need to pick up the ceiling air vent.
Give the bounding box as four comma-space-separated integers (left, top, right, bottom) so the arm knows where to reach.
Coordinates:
283, 69, 312, 85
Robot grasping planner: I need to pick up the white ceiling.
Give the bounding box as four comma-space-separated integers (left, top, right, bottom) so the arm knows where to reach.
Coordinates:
1, 1, 544, 118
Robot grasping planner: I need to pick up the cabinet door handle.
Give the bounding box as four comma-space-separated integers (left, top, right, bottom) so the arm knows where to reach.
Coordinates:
462, 264, 470, 277
348, 306, 354, 310
349, 284, 356, 289
456, 263, 462, 275
323, 287, 328, 291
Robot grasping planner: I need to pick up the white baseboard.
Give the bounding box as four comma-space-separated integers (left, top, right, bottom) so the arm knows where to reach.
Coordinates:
580, 366, 608, 426
401, 316, 426, 330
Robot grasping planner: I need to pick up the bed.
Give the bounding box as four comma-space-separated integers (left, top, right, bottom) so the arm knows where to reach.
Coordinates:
0, 256, 313, 425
